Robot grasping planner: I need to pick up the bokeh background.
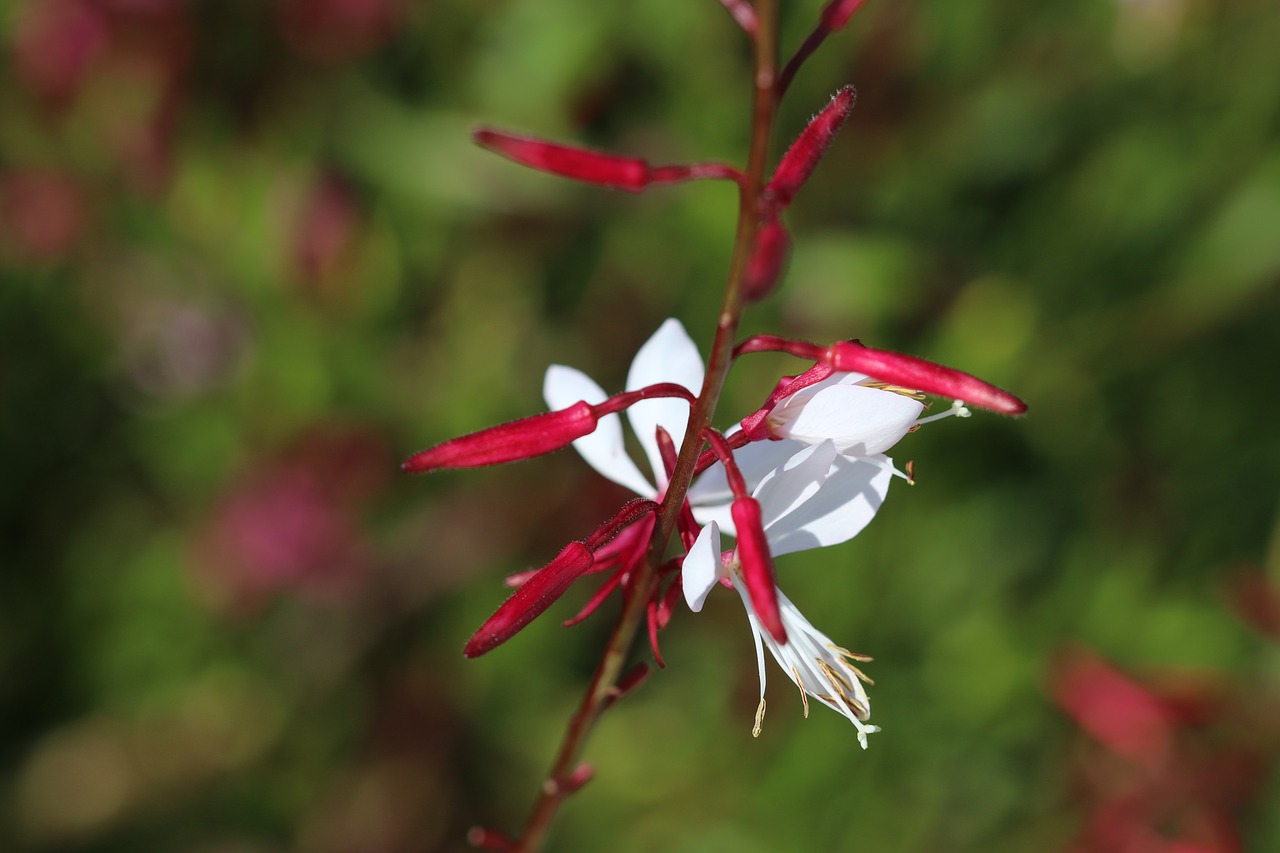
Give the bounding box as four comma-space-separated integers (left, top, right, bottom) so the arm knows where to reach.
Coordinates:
3, 1, 1279, 851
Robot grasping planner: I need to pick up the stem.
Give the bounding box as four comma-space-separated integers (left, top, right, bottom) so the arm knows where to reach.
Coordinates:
510, 4, 780, 850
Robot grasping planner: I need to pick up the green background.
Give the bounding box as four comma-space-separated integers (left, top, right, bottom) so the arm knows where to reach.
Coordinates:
2, 0, 1278, 850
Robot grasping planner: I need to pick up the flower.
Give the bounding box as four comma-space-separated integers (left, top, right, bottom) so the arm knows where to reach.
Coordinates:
543, 318, 705, 498
682, 447, 880, 745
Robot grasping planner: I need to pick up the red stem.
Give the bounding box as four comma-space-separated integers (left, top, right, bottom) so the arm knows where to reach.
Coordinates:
508, 3, 781, 849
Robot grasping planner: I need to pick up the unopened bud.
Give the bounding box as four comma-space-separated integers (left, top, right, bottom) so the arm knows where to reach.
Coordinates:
402, 402, 598, 473
826, 342, 1027, 415
743, 216, 791, 302
464, 542, 595, 657
731, 498, 786, 644
474, 128, 650, 191
821, 0, 868, 31
765, 86, 856, 210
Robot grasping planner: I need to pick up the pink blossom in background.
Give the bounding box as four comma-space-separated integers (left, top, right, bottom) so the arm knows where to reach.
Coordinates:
1052, 649, 1272, 853
11, 0, 109, 107
191, 428, 390, 612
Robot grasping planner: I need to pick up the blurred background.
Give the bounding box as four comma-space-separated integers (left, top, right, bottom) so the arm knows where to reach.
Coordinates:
2, 0, 1278, 850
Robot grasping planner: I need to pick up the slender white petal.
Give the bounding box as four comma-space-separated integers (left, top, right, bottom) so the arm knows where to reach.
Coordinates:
682, 522, 723, 612
731, 581, 879, 746
762, 455, 895, 557
625, 319, 704, 489
772, 384, 924, 455
544, 364, 655, 497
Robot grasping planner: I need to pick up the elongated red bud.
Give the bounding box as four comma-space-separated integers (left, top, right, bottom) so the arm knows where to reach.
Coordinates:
402, 402, 598, 473
731, 498, 785, 644
821, 0, 868, 30
826, 342, 1027, 415
474, 128, 649, 190
765, 86, 856, 209
473, 128, 742, 191
743, 216, 790, 302
465, 542, 595, 657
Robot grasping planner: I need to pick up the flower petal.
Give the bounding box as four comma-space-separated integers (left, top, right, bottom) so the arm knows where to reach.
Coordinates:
762, 453, 896, 557
688, 436, 806, 507
772, 384, 923, 455
544, 364, 655, 497
751, 440, 840, 533
625, 319, 704, 488
682, 522, 723, 612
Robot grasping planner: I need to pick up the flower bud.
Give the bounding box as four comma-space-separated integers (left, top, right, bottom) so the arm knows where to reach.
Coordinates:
473, 128, 650, 191
765, 86, 856, 210
743, 216, 791, 302
825, 342, 1027, 414
821, 0, 868, 31
464, 542, 595, 657
402, 402, 598, 473
731, 498, 786, 644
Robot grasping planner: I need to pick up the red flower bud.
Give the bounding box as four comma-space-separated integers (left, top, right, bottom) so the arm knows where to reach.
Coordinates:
473, 127, 743, 191
826, 342, 1027, 415
465, 542, 595, 657
742, 216, 791, 302
474, 128, 650, 191
765, 86, 856, 210
731, 498, 786, 644
402, 402, 598, 473
821, 0, 868, 31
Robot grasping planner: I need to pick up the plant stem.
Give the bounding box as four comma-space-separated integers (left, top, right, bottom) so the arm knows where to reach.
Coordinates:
511, 5, 779, 849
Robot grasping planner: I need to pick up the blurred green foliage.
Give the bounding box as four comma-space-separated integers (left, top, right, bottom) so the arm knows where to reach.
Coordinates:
2, 1, 1278, 851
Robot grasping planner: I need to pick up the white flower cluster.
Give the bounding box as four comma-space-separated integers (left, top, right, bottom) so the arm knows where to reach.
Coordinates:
544, 319, 969, 743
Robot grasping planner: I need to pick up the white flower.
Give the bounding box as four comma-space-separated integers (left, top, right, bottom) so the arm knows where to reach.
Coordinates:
544, 318, 704, 498
684, 502, 879, 747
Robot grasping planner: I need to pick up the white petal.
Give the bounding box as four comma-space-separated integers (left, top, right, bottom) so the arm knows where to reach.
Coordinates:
762, 454, 895, 557
543, 364, 655, 497
773, 384, 924, 456
752, 441, 840, 532
682, 522, 723, 612
687, 437, 806, 506
625, 319, 704, 488
690, 500, 737, 538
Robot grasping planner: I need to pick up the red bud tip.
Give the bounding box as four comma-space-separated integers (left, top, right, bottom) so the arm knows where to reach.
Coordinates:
743, 217, 791, 302
826, 342, 1028, 415
821, 0, 869, 31
473, 127, 650, 191
402, 401, 599, 473
765, 86, 856, 210
464, 542, 595, 657
583, 498, 659, 550
730, 498, 786, 644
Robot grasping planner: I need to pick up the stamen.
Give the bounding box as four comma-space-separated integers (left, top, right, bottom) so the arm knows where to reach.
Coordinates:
915, 399, 971, 425
862, 381, 927, 401
817, 658, 853, 694
752, 698, 766, 738
791, 665, 811, 718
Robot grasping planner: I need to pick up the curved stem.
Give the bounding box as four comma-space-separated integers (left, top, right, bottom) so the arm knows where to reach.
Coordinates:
510, 4, 780, 850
